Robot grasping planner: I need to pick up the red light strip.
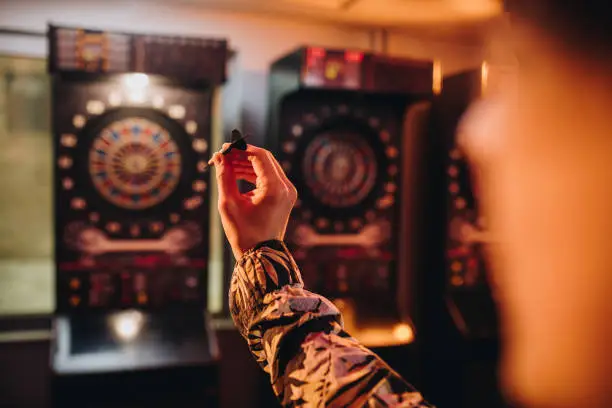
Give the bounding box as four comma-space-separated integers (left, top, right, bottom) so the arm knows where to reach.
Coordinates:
345, 50, 364, 62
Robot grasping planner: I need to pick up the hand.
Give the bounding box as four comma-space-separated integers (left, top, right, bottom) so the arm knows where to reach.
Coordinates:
209, 144, 298, 260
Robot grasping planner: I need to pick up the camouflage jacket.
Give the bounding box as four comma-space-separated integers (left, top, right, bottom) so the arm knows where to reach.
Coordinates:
229, 240, 433, 408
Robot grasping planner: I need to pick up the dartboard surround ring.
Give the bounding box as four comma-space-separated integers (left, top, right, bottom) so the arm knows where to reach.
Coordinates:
56, 96, 209, 239
284, 104, 399, 224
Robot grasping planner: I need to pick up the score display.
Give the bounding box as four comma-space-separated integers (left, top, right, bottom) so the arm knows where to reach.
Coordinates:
300, 47, 433, 95
303, 48, 364, 89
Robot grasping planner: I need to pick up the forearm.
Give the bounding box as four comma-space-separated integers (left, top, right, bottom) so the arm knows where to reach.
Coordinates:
229, 240, 432, 407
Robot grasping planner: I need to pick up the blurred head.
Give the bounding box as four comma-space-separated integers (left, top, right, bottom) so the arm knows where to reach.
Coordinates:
504, 1, 611, 59
461, 2, 612, 407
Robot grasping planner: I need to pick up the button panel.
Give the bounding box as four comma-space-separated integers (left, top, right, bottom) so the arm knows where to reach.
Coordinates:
61, 269, 203, 309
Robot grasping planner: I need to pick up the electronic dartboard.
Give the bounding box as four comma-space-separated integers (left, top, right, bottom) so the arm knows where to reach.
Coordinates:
445, 142, 498, 339
89, 116, 183, 211
446, 146, 488, 288
415, 70, 503, 408
439, 74, 499, 340
268, 47, 435, 346
50, 27, 226, 312
48, 25, 228, 385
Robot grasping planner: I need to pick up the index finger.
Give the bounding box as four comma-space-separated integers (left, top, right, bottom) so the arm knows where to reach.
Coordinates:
245, 145, 284, 195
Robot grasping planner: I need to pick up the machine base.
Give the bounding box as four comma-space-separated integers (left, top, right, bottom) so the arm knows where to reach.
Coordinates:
51, 310, 220, 407
52, 365, 219, 408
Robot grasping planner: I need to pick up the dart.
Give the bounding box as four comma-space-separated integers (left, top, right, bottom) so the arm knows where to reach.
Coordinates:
222, 129, 250, 155
206, 129, 250, 169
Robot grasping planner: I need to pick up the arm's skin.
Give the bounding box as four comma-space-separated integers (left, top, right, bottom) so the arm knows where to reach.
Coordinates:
229, 240, 433, 408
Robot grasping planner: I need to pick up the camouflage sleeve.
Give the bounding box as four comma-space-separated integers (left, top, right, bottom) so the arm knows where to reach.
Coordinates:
229, 240, 433, 408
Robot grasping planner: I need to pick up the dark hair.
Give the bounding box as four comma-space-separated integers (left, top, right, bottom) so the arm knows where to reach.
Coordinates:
503, 1, 610, 58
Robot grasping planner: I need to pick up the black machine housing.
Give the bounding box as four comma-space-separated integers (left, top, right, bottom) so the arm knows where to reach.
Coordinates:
267, 46, 435, 347
418, 69, 503, 408
49, 25, 227, 407
266, 48, 503, 407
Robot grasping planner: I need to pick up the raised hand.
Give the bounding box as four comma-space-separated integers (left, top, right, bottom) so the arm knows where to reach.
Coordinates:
209, 144, 297, 260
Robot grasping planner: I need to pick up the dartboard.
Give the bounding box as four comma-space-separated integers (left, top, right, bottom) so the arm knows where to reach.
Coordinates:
302, 131, 377, 208
89, 117, 182, 210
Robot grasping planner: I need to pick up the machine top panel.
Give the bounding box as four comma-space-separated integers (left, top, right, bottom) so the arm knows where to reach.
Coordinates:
48, 25, 228, 85
272, 46, 434, 95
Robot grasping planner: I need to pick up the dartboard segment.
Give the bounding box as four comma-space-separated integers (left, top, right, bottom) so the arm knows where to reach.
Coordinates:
89, 117, 182, 210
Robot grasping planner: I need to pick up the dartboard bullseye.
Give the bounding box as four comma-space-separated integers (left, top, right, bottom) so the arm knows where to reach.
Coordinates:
302, 132, 377, 208
89, 117, 182, 210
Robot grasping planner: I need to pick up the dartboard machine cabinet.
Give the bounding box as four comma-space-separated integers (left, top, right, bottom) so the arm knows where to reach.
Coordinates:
418, 67, 504, 408
267, 47, 437, 358
48, 25, 227, 407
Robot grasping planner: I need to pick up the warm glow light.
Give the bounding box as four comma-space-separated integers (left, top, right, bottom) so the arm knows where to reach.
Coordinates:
345, 50, 364, 63
309, 47, 326, 59
325, 61, 342, 80
123, 73, 149, 88
121, 73, 149, 103
433, 60, 443, 95
111, 310, 144, 342
481, 61, 490, 95
393, 323, 414, 343
335, 298, 415, 347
